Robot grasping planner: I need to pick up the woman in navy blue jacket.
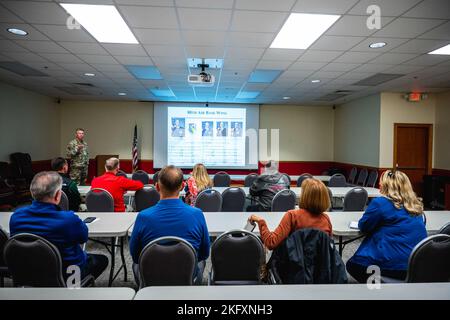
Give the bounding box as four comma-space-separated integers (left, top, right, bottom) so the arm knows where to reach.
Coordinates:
346, 170, 427, 282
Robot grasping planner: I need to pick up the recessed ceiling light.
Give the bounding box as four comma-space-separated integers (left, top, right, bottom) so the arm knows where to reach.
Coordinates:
270, 13, 340, 49
311, 79, 321, 83
283, 96, 291, 100
7, 28, 28, 36
369, 42, 386, 49
84, 73, 95, 77
60, 4, 138, 44
118, 92, 127, 96
428, 44, 450, 55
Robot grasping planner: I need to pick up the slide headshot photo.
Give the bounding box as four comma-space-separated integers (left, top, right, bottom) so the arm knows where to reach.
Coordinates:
231, 121, 243, 137
171, 117, 185, 137
216, 121, 228, 137
188, 123, 197, 135
201, 121, 213, 136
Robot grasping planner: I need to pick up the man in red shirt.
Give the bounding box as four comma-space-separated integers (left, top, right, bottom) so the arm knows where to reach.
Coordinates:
91, 157, 144, 212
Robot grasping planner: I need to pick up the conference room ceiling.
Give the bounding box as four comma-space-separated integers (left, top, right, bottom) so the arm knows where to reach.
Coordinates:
0, 0, 449, 105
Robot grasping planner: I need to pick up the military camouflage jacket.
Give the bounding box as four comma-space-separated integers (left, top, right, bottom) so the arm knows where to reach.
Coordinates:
66, 138, 89, 167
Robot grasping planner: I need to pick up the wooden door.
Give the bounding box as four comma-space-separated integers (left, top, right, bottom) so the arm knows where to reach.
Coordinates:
394, 124, 432, 197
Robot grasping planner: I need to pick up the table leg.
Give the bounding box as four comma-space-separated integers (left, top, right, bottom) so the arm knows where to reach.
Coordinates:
120, 236, 128, 282
108, 237, 116, 287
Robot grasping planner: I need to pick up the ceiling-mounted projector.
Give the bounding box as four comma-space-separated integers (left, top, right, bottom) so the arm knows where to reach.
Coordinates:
187, 60, 215, 87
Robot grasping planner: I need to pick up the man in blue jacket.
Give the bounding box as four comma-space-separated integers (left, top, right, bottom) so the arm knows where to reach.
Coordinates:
10, 171, 108, 281
130, 165, 210, 285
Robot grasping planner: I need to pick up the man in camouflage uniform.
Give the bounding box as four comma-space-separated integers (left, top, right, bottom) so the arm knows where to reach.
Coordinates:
66, 128, 89, 185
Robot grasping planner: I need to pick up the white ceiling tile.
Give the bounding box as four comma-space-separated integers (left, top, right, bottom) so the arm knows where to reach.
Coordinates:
226, 47, 264, 60
114, 55, 153, 65
133, 29, 182, 45
2, 51, 47, 62
350, 37, 410, 52
185, 46, 225, 58
386, 65, 425, 74
0, 23, 49, 41
280, 69, 315, 78
175, 0, 234, 9
77, 54, 118, 64
226, 32, 275, 48
403, 54, 450, 66
321, 63, 360, 72
261, 49, 304, 61
390, 39, 449, 54
231, 11, 288, 32
59, 42, 109, 55
352, 63, 394, 73
2, 1, 69, 25
102, 71, 135, 79
368, 53, 419, 64
115, 0, 174, 5
222, 59, 258, 70
102, 44, 147, 56
289, 61, 327, 70
152, 56, 187, 68
418, 21, 450, 40
182, 31, 226, 46
333, 51, 381, 63
373, 18, 445, 38
311, 70, 346, 78
297, 50, 344, 62
309, 35, 365, 51
325, 15, 395, 37
144, 45, 185, 57
178, 8, 232, 31
338, 72, 377, 80
61, 63, 99, 72
33, 24, 95, 42
235, 0, 296, 11
0, 39, 30, 52
348, 0, 422, 16
119, 6, 178, 28
40, 53, 84, 63
292, 0, 359, 14
402, 0, 450, 19
256, 60, 292, 69
14, 40, 69, 54
0, 5, 23, 23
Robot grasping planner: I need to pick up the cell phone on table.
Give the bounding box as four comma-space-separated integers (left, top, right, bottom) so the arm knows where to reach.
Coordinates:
244, 221, 256, 232
83, 217, 97, 224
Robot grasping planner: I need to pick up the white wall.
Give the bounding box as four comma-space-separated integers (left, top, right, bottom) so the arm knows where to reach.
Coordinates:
59, 100, 154, 160
379, 92, 436, 168
0, 81, 60, 162
334, 94, 381, 167
435, 91, 450, 170
260, 104, 334, 161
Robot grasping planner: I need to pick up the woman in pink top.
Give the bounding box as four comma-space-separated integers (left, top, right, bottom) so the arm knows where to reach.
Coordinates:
184, 163, 213, 206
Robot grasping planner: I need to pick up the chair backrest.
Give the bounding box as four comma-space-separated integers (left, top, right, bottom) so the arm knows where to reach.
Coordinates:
85, 188, 114, 212
0, 227, 9, 267
58, 190, 69, 211
213, 171, 230, 187
138, 236, 197, 288
221, 187, 246, 212
328, 173, 347, 187
116, 170, 127, 178
327, 187, 333, 211
4, 233, 65, 287
244, 173, 258, 187
282, 173, 291, 184
296, 173, 313, 187
131, 170, 149, 185
271, 189, 296, 212
195, 189, 223, 212
439, 222, 450, 235
134, 187, 160, 211
152, 171, 159, 184
356, 168, 368, 186
343, 187, 368, 211
365, 170, 378, 187
348, 167, 358, 184
211, 230, 265, 284
406, 234, 450, 283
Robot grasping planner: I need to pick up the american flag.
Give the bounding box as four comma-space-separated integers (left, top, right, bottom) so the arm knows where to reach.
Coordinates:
132, 124, 138, 172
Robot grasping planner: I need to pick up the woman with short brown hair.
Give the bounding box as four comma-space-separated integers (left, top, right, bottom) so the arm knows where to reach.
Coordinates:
248, 178, 332, 250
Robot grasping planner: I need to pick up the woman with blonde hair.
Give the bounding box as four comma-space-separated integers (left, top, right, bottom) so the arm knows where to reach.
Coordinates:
248, 178, 332, 250
184, 163, 213, 206
346, 170, 427, 282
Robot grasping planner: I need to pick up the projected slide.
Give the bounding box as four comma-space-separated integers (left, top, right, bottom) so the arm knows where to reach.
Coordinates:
167, 107, 246, 167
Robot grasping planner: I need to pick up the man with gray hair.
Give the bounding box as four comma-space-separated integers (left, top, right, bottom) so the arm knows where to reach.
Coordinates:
91, 157, 144, 212
10, 171, 108, 281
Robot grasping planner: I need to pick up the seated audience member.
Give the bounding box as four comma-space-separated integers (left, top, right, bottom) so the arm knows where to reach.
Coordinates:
346, 170, 427, 283
91, 157, 144, 212
184, 163, 213, 206
9, 171, 108, 280
248, 178, 332, 250
129, 165, 210, 284
51, 157, 81, 212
